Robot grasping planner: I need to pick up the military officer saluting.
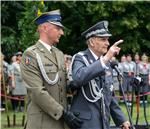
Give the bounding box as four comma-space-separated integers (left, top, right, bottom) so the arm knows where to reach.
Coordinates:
69, 21, 130, 129
21, 9, 82, 129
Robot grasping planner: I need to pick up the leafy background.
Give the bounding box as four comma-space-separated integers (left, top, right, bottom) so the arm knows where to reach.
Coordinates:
1, 1, 150, 62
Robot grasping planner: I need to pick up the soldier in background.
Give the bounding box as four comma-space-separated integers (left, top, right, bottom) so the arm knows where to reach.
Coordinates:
8, 52, 27, 112
122, 54, 136, 106
134, 53, 141, 76
118, 55, 126, 102
138, 53, 150, 105
111, 57, 119, 91
8, 54, 17, 111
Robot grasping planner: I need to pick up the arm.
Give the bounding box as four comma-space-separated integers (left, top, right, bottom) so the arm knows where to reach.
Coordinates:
110, 97, 127, 126
110, 97, 130, 128
72, 54, 105, 87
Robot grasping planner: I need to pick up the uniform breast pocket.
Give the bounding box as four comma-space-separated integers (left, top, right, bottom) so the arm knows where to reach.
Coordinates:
44, 65, 58, 80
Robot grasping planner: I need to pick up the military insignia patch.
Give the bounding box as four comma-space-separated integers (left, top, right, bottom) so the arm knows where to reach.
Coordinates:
25, 57, 31, 65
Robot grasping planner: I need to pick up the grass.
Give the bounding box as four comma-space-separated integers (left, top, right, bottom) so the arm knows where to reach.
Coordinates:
1, 96, 150, 129
111, 102, 150, 125
1, 111, 25, 129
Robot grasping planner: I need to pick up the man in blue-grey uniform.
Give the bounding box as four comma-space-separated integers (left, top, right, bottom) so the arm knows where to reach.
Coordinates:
69, 21, 130, 129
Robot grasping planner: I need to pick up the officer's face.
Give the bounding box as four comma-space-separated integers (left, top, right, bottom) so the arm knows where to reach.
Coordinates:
45, 23, 64, 45
89, 37, 110, 56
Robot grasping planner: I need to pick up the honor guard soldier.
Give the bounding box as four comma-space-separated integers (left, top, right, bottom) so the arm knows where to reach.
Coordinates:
21, 9, 82, 129
122, 54, 136, 106
69, 21, 130, 129
138, 53, 150, 105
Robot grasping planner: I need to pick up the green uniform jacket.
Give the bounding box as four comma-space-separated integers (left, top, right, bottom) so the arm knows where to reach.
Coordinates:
21, 41, 68, 129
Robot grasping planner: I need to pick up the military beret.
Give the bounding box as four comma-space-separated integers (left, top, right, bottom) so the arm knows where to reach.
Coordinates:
34, 9, 64, 28
81, 20, 112, 39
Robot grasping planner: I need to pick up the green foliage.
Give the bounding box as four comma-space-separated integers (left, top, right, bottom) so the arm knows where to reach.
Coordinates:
18, 1, 48, 50
1, 1, 25, 61
1, 1, 150, 62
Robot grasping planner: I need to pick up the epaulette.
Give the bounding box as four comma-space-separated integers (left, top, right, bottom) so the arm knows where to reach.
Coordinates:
24, 45, 37, 56
26, 45, 37, 51
77, 51, 85, 56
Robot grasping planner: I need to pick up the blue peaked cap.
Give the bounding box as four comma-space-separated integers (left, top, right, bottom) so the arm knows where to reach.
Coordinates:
81, 20, 112, 39
34, 9, 64, 28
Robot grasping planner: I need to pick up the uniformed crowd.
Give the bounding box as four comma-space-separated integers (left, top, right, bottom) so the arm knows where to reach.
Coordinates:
1, 9, 150, 129
112, 53, 150, 106
0, 52, 27, 112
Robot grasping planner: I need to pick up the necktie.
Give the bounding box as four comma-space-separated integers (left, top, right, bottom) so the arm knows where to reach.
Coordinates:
50, 47, 55, 56
51, 47, 57, 62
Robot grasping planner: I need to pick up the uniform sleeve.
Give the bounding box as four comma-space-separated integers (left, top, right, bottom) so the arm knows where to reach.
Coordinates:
110, 97, 127, 126
20, 50, 63, 120
72, 54, 105, 88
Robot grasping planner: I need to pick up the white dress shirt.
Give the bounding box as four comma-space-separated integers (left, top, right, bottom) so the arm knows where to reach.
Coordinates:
89, 48, 108, 69
39, 39, 52, 52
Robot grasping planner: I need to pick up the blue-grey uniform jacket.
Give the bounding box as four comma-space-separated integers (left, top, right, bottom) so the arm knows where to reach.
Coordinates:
70, 49, 126, 129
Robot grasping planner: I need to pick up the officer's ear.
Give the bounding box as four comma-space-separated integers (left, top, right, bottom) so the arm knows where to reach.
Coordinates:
40, 23, 49, 32
89, 38, 95, 47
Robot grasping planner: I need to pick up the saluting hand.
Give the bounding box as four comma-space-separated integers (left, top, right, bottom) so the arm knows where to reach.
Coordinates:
103, 39, 123, 64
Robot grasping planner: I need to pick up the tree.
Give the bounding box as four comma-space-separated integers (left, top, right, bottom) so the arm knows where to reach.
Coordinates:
1, 1, 150, 62
1, 1, 25, 61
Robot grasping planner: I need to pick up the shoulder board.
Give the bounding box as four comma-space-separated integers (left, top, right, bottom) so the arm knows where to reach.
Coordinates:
77, 51, 85, 56
26, 45, 37, 51
24, 45, 37, 56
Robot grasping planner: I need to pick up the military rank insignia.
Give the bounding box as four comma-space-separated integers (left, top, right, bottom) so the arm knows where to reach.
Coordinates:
25, 57, 31, 65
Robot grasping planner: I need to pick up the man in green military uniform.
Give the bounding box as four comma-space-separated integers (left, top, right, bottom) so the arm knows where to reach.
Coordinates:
21, 9, 82, 129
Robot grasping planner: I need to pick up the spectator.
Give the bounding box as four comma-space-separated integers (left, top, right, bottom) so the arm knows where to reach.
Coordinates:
8, 52, 27, 112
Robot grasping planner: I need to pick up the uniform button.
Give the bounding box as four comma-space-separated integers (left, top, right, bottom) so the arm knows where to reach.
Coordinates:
60, 78, 62, 81
54, 113, 57, 116
60, 88, 62, 92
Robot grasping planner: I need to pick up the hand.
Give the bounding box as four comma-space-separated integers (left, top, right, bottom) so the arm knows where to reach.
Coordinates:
62, 109, 83, 129
103, 39, 123, 63
121, 121, 130, 129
